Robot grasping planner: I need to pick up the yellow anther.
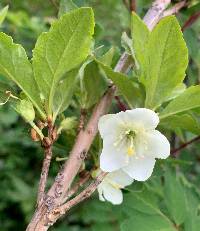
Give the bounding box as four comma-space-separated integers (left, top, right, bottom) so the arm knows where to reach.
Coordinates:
127, 147, 135, 156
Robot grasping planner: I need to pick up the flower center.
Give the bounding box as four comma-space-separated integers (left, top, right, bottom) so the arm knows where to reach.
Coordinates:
114, 129, 137, 157
125, 130, 136, 156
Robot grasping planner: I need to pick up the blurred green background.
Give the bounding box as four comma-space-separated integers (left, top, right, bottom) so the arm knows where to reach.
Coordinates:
0, 0, 200, 230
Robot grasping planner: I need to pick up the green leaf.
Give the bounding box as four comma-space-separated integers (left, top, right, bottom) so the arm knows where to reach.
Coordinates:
98, 47, 115, 66
160, 86, 200, 119
0, 5, 8, 25
15, 99, 35, 123
99, 63, 144, 108
184, 188, 200, 231
80, 61, 107, 109
53, 69, 78, 120
33, 8, 94, 115
0, 32, 45, 119
58, 0, 77, 18
161, 114, 200, 135
144, 16, 188, 110
121, 213, 176, 231
164, 170, 187, 225
131, 12, 150, 71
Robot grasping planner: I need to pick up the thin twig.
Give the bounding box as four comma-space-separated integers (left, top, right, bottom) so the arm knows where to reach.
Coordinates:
115, 96, 128, 111
182, 11, 200, 31
130, 0, 136, 12
46, 172, 107, 225
37, 119, 57, 208
63, 171, 91, 202
171, 135, 200, 156
161, 1, 186, 18
37, 144, 53, 207
78, 109, 87, 132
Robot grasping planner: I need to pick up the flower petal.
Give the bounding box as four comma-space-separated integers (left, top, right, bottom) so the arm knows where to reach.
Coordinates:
100, 134, 128, 172
97, 183, 106, 202
146, 130, 170, 159
124, 108, 159, 130
102, 183, 123, 205
123, 156, 155, 181
107, 170, 133, 188
98, 114, 119, 137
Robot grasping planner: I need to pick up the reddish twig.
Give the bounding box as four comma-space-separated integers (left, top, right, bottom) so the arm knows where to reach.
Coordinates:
115, 96, 128, 111
171, 135, 200, 156
130, 0, 136, 12
182, 11, 200, 31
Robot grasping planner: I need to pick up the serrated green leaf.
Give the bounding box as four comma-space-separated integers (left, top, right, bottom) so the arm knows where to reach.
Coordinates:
121, 213, 176, 231
58, 0, 77, 18
144, 16, 188, 110
164, 170, 187, 225
0, 5, 8, 25
131, 12, 150, 71
33, 8, 94, 115
80, 61, 107, 109
99, 63, 144, 108
160, 86, 200, 119
0, 32, 45, 119
53, 69, 78, 120
161, 114, 200, 135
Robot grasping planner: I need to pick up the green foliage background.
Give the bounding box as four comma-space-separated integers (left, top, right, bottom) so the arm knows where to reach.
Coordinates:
0, 0, 200, 230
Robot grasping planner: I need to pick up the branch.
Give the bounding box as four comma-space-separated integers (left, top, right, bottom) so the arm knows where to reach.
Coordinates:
171, 135, 200, 156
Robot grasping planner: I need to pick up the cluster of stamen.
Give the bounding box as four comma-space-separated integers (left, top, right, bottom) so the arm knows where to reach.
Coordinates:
114, 129, 137, 157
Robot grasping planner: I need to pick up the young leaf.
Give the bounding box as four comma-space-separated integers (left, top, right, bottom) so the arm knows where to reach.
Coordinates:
99, 64, 144, 108
53, 69, 78, 120
131, 12, 150, 71
80, 61, 107, 109
160, 86, 200, 119
0, 5, 8, 25
0, 32, 45, 119
33, 8, 94, 115
144, 16, 188, 110
15, 99, 35, 123
98, 47, 115, 67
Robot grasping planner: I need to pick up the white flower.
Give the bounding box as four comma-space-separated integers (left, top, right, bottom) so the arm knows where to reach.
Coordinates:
98, 108, 170, 181
97, 170, 133, 204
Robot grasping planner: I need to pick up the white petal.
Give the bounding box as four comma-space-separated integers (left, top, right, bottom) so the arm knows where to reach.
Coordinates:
98, 114, 119, 137
146, 130, 170, 159
100, 135, 128, 172
123, 156, 155, 181
102, 183, 123, 205
107, 170, 133, 188
124, 108, 159, 130
97, 183, 106, 202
